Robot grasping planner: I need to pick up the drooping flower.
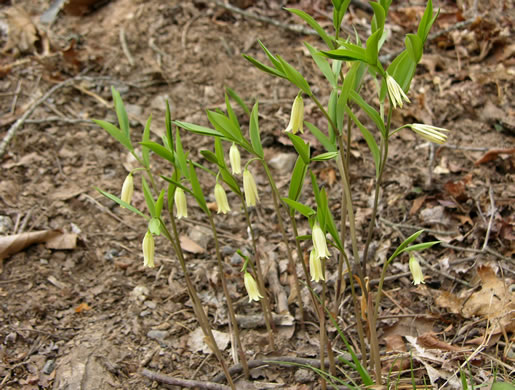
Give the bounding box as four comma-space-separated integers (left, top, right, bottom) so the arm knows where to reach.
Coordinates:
312, 223, 330, 258
243, 168, 259, 207
309, 250, 325, 282
229, 143, 241, 175
244, 272, 263, 302
142, 231, 155, 268
120, 173, 134, 206
409, 255, 425, 285
214, 183, 231, 214
409, 124, 449, 144
386, 74, 410, 109
174, 187, 188, 219
285, 94, 304, 134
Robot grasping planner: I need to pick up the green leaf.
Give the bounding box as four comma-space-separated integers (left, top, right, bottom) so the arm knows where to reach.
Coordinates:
401, 241, 440, 253
305, 42, 337, 88
95, 187, 148, 219
174, 120, 224, 138
220, 167, 241, 196
148, 217, 161, 235
328, 89, 339, 137
387, 50, 417, 93
366, 28, 383, 65
258, 40, 283, 70
141, 115, 152, 168
350, 90, 386, 135
370, 2, 386, 33
305, 121, 337, 153
346, 107, 381, 178
340, 61, 360, 109
287, 132, 310, 164
405, 33, 423, 63
492, 382, 515, 390
388, 230, 424, 263
249, 102, 264, 158
111, 87, 129, 137
324, 201, 344, 252
311, 152, 338, 161
282, 198, 315, 218
214, 137, 226, 168
288, 156, 307, 202
276, 55, 312, 95
175, 130, 189, 180
242, 54, 285, 79
225, 93, 242, 138
165, 100, 174, 150
286, 8, 334, 49
207, 110, 241, 142
332, 0, 351, 36
155, 190, 165, 218
93, 119, 133, 151
226, 87, 251, 116
200, 150, 219, 165
417, 0, 438, 43
141, 177, 156, 217
188, 162, 208, 214
140, 141, 175, 164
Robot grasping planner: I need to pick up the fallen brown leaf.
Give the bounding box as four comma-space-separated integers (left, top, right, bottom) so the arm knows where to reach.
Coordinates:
417, 332, 465, 352
474, 147, 515, 165
179, 235, 205, 254
0, 230, 61, 259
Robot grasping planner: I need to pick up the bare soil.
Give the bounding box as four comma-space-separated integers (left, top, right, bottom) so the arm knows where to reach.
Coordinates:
0, 0, 513, 389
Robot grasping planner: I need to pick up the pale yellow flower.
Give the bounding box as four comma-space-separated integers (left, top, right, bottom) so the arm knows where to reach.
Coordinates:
386, 74, 410, 109
244, 272, 263, 302
214, 183, 231, 214
309, 250, 325, 282
120, 173, 134, 207
285, 94, 304, 134
174, 187, 188, 219
229, 143, 241, 175
312, 223, 330, 258
409, 124, 449, 144
243, 168, 259, 207
409, 255, 425, 285
142, 231, 155, 268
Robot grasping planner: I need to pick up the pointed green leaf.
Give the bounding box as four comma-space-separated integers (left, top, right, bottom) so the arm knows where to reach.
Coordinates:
282, 197, 315, 218
226, 87, 251, 116
288, 156, 307, 202
141, 177, 156, 217
287, 132, 310, 164
111, 87, 129, 137
155, 190, 165, 218
286, 8, 334, 49
96, 187, 148, 219
200, 150, 219, 165
93, 119, 133, 151
310, 152, 338, 161
220, 167, 241, 196
165, 100, 174, 150
305, 121, 337, 153
276, 55, 312, 95
148, 217, 161, 235
370, 2, 386, 33
350, 90, 386, 135
140, 141, 175, 164
174, 120, 224, 138
175, 130, 189, 180
305, 42, 337, 88
249, 102, 264, 158
225, 93, 242, 137
400, 241, 440, 254
141, 115, 152, 168
366, 28, 383, 65
242, 54, 285, 79
188, 162, 208, 214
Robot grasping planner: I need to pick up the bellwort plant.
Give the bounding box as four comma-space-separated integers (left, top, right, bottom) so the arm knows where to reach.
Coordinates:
95, 0, 447, 387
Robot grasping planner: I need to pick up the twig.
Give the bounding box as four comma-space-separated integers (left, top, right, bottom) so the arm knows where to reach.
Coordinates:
0, 78, 77, 159
25, 117, 94, 125
440, 242, 512, 262
440, 144, 489, 152
212, 356, 323, 383
119, 27, 134, 67
379, 217, 460, 236
481, 185, 495, 251
141, 369, 230, 390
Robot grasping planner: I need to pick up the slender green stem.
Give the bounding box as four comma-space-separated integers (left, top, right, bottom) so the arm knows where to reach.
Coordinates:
241, 196, 276, 349
208, 214, 249, 378
261, 161, 305, 326
310, 94, 339, 137
163, 213, 236, 389
361, 107, 392, 280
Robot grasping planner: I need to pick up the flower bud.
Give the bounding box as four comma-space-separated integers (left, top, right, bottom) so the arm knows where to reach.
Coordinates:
120, 173, 134, 207
142, 231, 155, 268
386, 74, 410, 109
229, 143, 241, 175
409, 124, 449, 144
409, 255, 425, 285
174, 187, 188, 219
243, 168, 259, 207
312, 223, 330, 259
244, 272, 263, 302
214, 183, 231, 214
309, 250, 325, 282
285, 94, 304, 134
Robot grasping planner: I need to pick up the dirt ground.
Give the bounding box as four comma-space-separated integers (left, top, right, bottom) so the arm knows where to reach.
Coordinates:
0, 0, 514, 389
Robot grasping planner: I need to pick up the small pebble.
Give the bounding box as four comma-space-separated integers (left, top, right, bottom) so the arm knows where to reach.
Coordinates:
147, 330, 168, 341
144, 301, 157, 309
0, 215, 13, 235
42, 359, 55, 375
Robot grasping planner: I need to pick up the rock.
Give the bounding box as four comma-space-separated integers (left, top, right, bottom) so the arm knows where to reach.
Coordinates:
147, 330, 168, 342
188, 225, 212, 251
294, 368, 315, 383
130, 285, 149, 302
268, 153, 297, 174
0, 215, 13, 234
43, 359, 55, 375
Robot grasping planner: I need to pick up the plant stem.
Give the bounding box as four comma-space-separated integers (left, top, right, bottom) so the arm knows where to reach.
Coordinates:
261, 161, 305, 327
241, 198, 276, 349
208, 214, 250, 378
162, 216, 236, 389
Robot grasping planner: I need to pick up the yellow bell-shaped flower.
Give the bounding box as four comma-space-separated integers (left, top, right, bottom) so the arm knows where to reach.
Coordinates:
309, 250, 325, 282
244, 272, 263, 302
386, 74, 410, 109
285, 94, 304, 134
243, 168, 259, 207
120, 173, 134, 207
174, 187, 188, 219
312, 223, 330, 259
214, 183, 231, 214
142, 231, 155, 268
229, 143, 241, 175
409, 255, 425, 285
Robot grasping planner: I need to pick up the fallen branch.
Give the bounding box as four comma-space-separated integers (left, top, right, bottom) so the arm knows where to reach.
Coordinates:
141, 369, 230, 390
0, 77, 77, 159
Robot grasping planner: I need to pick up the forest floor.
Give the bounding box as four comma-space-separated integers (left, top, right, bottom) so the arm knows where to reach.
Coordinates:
0, 0, 513, 388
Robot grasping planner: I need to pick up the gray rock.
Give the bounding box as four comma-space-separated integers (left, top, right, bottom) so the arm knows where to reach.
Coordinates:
268, 153, 297, 174
0, 215, 13, 235
147, 330, 168, 342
